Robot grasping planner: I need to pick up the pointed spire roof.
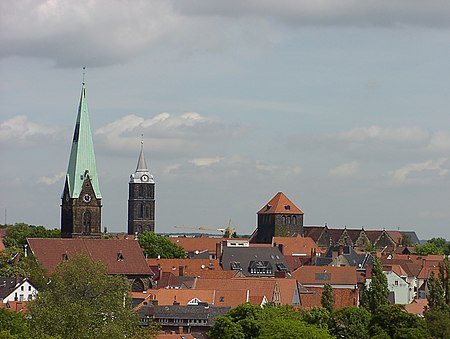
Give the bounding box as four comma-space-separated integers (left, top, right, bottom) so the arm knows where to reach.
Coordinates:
257, 192, 303, 215
136, 138, 148, 172
65, 81, 101, 198
130, 138, 154, 183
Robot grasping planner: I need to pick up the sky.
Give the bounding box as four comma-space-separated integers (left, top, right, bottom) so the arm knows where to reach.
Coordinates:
2, 1, 450, 239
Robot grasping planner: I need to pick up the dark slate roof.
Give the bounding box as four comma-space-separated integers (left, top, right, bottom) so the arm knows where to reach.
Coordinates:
138, 304, 230, 326
0, 278, 17, 298
303, 226, 326, 241
221, 246, 289, 277
315, 257, 333, 266
323, 245, 373, 269
400, 231, 420, 245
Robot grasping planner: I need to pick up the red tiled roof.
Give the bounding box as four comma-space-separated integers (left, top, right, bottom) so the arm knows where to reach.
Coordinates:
386, 231, 403, 245
0, 301, 28, 313
158, 332, 195, 339
300, 287, 358, 309
292, 266, 357, 286
27, 238, 152, 275
147, 258, 238, 279
404, 299, 428, 316
168, 237, 247, 254
132, 288, 248, 308
272, 237, 321, 256
257, 192, 304, 215
193, 277, 298, 306
364, 230, 383, 243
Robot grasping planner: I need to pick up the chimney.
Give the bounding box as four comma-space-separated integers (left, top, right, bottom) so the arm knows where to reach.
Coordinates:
278, 244, 284, 255
332, 248, 338, 260
179, 265, 185, 277
216, 242, 222, 259
275, 271, 286, 278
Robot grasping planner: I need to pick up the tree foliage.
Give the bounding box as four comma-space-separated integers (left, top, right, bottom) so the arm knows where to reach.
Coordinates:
138, 231, 185, 258
27, 254, 157, 339
0, 308, 29, 338
364, 257, 389, 313
3, 223, 60, 252
208, 304, 332, 339
0, 251, 48, 290
424, 308, 450, 339
321, 283, 334, 313
369, 305, 429, 339
331, 306, 370, 339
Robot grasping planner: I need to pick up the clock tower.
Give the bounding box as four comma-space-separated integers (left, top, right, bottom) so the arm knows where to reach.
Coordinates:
128, 139, 155, 235
61, 79, 102, 238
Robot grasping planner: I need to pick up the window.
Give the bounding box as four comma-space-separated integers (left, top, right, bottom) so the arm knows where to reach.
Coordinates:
21, 286, 24, 291
28, 286, 31, 292
82, 211, 91, 234
315, 273, 331, 281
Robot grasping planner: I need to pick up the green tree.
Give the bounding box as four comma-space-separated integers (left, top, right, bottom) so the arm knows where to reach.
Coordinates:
364, 258, 389, 313
370, 305, 429, 339
208, 304, 332, 339
138, 231, 185, 258
0, 251, 48, 291
0, 308, 29, 338
258, 318, 332, 339
321, 283, 334, 313
330, 306, 370, 339
300, 307, 331, 330
3, 223, 60, 252
427, 271, 446, 310
27, 254, 157, 339
424, 308, 450, 339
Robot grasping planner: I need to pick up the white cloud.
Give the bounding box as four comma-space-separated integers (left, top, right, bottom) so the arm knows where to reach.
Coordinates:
339, 126, 428, 143
0, 115, 56, 145
329, 161, 359, 177
388, 158, 448, 184
95, 112, 236, 156
3, 1, 450, 67
37, 172, 65, 185
190, 157, 224, 167
427, 131, 450, 152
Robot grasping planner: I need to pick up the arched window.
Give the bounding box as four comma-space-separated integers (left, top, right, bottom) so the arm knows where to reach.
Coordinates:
82, 211, 91, 234
282, 216, 286, 224
138, 185, 144, 197
293, 216, 297, 224
287, 216, 291, 225
139, 204, 144, 218
146, 205, 151, 219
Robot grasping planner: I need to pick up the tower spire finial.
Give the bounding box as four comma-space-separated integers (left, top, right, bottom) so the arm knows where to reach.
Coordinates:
141, 134, 144, 146
82, 67, 86, 85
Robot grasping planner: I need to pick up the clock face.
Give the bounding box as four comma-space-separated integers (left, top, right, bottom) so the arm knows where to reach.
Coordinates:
141, 175, 149, 182
83, 194, 92, 203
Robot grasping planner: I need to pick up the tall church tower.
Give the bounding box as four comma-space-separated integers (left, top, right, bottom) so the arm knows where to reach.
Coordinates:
61, 79, 102, 238
253, 192, 304, 243
128, 139, 155, 235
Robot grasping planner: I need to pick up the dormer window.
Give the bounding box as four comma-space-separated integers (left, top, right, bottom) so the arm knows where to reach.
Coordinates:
117, 251, 124, 261
62, 253, 69, 261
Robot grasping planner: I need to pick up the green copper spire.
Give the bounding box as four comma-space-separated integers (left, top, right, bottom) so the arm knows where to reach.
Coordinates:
65, 81, 102, 199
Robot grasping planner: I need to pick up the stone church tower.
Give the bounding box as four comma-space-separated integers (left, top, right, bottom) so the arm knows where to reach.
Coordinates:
61, 81, 102, 238
128, 140, 155, 235
252, 192, 304, 243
